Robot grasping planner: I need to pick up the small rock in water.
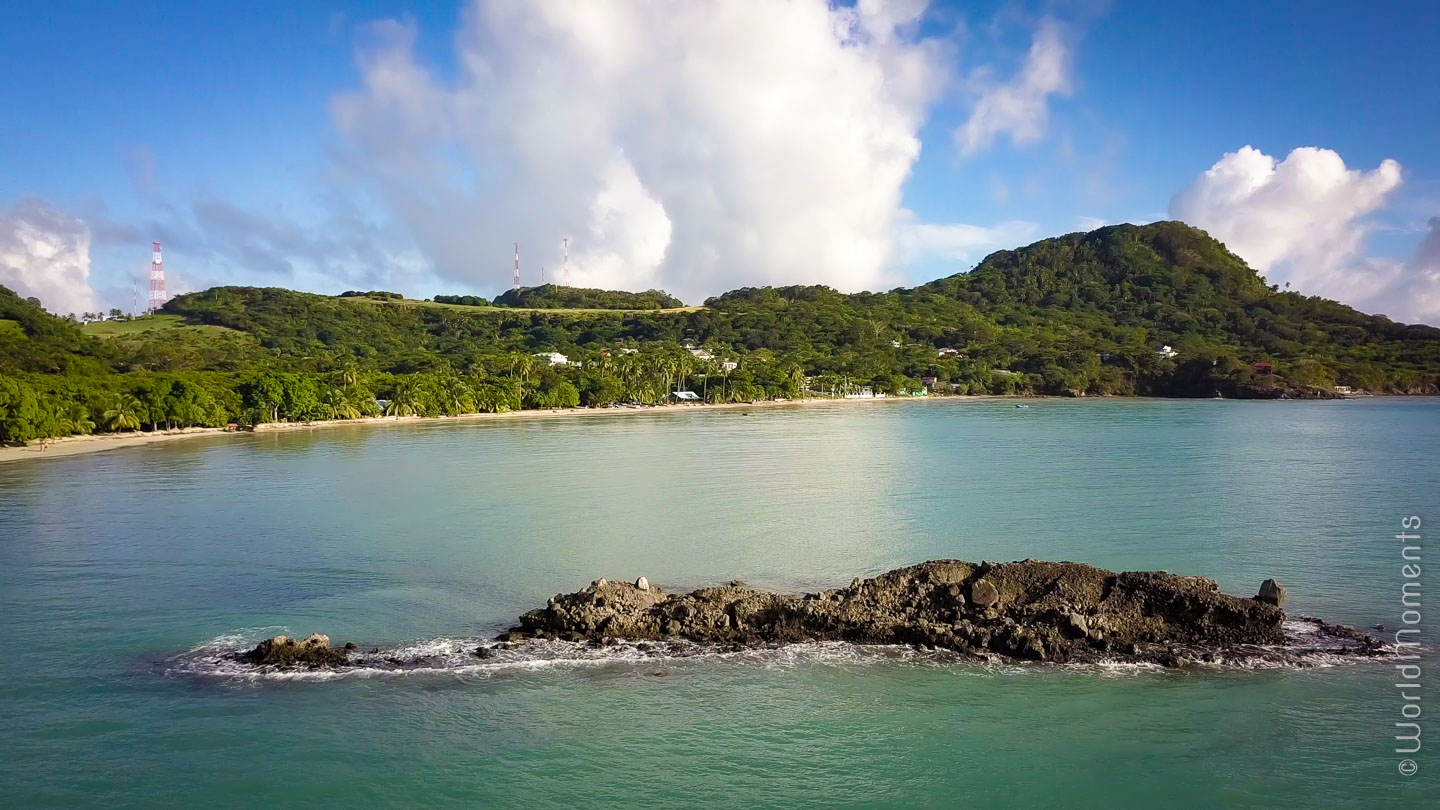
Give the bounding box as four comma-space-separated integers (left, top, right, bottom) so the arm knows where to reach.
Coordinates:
241, 632, 348, 669
1255, 578, 1287, 607
635, 576, 650, 591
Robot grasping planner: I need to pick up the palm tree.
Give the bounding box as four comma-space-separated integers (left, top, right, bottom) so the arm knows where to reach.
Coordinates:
317, 387, 361, 420
675, 353, 696, 394
101, 394, 142, 432
64, 401, 96, 434
338, 363, 362, 390
385, 379, 426, 417
508, 353, 539, 384
788, 364, 807, 399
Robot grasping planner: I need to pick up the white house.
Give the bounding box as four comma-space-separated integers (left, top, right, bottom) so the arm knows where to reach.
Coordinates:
1157, 345, 1178, 359
536, 351, 569, 366
690, 349, 714, 360
938, 347, 960, 356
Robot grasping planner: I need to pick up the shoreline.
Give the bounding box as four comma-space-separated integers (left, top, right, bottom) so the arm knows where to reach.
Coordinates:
0, 395, 947, 465
2, 392, 1424, 466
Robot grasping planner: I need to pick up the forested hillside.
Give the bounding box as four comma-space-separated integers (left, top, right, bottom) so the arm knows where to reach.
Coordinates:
3, 222, 1437, 442
486, 284, 685, 310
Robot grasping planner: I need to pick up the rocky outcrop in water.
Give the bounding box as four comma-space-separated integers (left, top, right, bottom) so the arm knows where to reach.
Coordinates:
229, 560, 1386, 671
240, 633, 349, 668
502, 560, 1322, 666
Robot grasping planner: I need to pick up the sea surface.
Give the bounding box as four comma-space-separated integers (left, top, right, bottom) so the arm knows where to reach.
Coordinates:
1, 397, 1436, 808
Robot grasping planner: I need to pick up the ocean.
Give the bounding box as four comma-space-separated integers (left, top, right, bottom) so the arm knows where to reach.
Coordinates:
1, 397, 1435, 807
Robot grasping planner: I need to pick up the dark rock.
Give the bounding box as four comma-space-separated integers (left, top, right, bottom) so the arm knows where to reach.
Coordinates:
1255, 578, 1287, 606
240, 633, 349, 669
507, 559, 1296, 668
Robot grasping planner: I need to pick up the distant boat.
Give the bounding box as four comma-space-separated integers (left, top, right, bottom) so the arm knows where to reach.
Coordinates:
1014, 404, 1030, 409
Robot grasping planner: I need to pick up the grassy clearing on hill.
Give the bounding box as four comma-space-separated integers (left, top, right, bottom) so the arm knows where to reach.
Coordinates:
82, 314, 238, 337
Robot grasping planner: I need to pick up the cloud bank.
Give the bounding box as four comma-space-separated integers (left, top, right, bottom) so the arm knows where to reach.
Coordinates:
1169, 145, 1439, 325
0, 198, 98, 315
330, 0, 971, 301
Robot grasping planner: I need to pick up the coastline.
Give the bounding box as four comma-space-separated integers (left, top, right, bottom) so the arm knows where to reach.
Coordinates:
5, 393, 1416, 466
0, 395, 949, 465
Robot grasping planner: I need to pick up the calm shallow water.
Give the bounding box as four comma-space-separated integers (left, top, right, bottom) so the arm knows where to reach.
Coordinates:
1, 397, 1436, 807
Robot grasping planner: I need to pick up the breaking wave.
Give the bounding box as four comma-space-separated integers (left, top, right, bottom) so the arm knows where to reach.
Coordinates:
162, 619, 1401, 684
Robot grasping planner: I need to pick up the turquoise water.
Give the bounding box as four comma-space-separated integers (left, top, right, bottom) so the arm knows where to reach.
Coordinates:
1, 398, 1436, 807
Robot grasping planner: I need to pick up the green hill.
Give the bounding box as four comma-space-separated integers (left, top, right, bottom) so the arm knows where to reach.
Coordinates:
2, 221, 1437, 442
486, 284, 686, 310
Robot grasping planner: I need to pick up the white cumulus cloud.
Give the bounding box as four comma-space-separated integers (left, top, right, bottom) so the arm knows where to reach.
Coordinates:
1393, 217, 1440, 324
1168, 145, 1440, 325
330, 0, 963, 301
0, 198, 99, 316
956, 17, 1071, 156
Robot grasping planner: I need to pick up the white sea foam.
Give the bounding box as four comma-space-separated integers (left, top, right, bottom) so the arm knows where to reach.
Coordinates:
164, 618, 1402, 684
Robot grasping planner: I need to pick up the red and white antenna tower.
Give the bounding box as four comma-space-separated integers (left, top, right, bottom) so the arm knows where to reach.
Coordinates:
563, 237, 569, 286
148, 241, 167, 313
513, 242, 521, 290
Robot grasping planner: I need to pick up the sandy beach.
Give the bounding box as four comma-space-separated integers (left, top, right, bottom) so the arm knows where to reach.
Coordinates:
0, 395, 949, 465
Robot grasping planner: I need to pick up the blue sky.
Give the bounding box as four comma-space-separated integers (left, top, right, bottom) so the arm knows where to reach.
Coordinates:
2, 1, 1437, 322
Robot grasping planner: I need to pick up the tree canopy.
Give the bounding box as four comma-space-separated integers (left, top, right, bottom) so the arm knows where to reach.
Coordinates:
2, 221, 1437, 443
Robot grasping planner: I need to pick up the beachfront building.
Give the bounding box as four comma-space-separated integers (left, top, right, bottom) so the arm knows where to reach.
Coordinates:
670, 391, 701, 402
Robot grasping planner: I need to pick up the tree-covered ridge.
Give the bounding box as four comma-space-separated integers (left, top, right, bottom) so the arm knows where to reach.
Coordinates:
3, 221, 1439, 443
488, 284, 686, 310
0, 285, 114, 375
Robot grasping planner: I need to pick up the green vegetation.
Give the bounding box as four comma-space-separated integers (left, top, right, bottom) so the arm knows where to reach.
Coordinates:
487, 284, 686, 310
2, 222, 1437, 444
338, 290, 403, 300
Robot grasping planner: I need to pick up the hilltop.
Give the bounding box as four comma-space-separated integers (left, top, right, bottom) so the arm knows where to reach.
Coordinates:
486, 284, 686, 310
2, 222, 1438, 442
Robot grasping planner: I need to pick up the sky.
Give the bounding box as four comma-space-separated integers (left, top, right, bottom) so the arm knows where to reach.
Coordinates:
2, 0, 1437, 324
